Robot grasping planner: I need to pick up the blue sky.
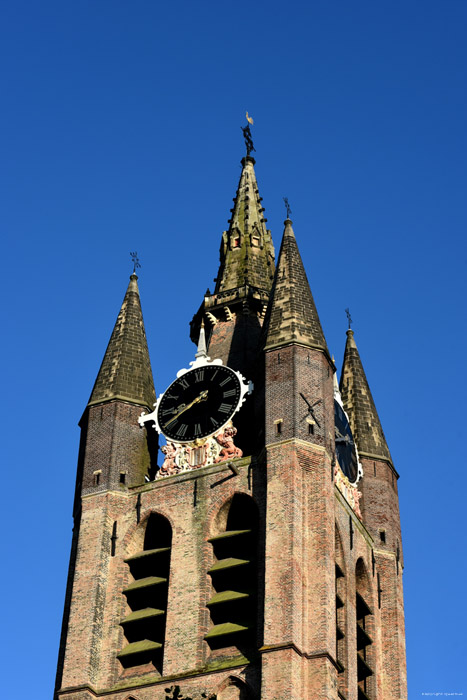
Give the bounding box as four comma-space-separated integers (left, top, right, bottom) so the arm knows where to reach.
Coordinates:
1, 1, 466, 697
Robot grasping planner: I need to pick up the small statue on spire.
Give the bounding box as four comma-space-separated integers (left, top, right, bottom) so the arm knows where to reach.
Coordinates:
241, 111, 255, 156
130, 251, 141, 274
283, 197, 292, 220
345, 308, 353, 329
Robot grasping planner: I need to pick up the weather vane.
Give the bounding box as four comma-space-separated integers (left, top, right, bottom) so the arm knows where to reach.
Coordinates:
130, 251, 141, 274
345, 308, 353, 329
241, 111, 255, 156
283, 197, 292, 219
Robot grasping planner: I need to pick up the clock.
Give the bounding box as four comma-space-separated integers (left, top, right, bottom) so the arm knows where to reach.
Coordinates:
140, 358, 251, 445
334, 399, 359, 484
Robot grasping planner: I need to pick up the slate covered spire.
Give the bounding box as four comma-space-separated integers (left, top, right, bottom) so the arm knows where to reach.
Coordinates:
263, 218, 329, 354
340, 329, 392, 463
215, 155, 275, 294
88, 274, 155, 409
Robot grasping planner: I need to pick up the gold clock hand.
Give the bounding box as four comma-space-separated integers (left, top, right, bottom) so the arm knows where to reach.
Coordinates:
163, 390, 209, 429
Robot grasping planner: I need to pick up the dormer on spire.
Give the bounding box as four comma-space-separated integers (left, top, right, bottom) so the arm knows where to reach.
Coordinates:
339, 329, 393, 464
263, 218, 330, 357
88, 274, 155, 410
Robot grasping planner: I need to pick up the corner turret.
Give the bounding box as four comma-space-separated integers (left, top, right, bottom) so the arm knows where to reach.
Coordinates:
79, 274, 157, 494
340, 329, 392, 464
88, 273, 155, 409
263, 218, 329, 355
339, 328, 406, 696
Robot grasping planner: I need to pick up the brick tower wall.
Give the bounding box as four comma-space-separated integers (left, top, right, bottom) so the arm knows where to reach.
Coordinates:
359, 456, 407, 699
56, 454, 267, 699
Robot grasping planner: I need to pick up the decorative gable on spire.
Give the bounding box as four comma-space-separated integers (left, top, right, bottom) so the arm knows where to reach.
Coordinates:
88, 274, 155, 409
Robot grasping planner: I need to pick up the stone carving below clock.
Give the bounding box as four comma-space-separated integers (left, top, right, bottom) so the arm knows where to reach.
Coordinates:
334, 464, 363, 520
158, 421, 242, 477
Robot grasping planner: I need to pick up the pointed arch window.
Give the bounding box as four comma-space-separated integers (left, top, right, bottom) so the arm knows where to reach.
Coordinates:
205, 494, 259, 655
355, 559, 375, 700
335, 525, 348, 699
336, 563, 345, 672
117, 514, 172, 672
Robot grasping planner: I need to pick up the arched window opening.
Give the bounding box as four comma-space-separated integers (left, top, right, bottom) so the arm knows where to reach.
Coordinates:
117, 513, 172, 672
336, 564, 345, 669
216, 674, 254, 699
356, 559, 375, 700
205, 494, 259, 656
335, 526, 347, 700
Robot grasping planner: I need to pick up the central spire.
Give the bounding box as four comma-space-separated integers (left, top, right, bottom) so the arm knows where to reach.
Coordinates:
190, 154, 275, 351
214, 155, 275, 295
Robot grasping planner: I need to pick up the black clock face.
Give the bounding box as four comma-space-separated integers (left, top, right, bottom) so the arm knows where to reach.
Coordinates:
334, 400, 358, 483
157, 365, 242, 443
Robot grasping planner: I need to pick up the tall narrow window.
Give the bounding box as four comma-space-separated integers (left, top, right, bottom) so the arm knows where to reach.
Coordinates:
205, 494, 259, 657
118, 514, 172, 672
335, 526, 348, 700
336, 563, 345, 673
356, 559, 375, 700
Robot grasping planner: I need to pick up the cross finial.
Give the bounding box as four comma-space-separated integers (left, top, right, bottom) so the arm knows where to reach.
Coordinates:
345, 308, 353, 329
130, 251, 141, 274
283, 197, 292, 219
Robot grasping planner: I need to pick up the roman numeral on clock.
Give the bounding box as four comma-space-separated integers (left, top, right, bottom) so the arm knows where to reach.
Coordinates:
220, 377, 232, 387
175, 424, 188, 438
194, 423, 202, 436
223, 388, 236, 398
218, 403, 231, 414
194, 369, 205, 382
179, 378, 189, 390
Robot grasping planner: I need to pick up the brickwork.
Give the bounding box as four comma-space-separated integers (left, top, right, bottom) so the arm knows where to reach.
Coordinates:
57, 458, 267, 699
264, 346, 334, 448
360, 455, 407, 699
206, 315, 263, 376
80, 401, 157, 491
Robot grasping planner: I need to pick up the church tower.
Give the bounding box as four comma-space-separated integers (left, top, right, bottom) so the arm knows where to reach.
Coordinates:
55, 136, 407, 700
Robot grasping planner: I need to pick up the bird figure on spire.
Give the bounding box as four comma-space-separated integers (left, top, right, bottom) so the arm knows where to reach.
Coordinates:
241, 112, 255, 156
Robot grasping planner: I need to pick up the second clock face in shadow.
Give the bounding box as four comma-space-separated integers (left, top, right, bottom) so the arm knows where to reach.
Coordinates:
334, 399, 358, 483
157, 365, 242, 443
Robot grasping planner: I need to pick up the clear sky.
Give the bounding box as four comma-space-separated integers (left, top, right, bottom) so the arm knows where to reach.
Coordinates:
1, 1, 466, 697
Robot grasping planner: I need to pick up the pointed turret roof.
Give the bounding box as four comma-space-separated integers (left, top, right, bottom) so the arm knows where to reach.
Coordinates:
340, 329, 392, 464
215, 156, 275, 294
263, 219, 329, 354
88, 274, 155, 409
